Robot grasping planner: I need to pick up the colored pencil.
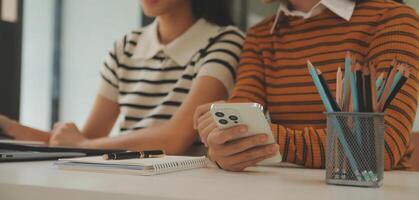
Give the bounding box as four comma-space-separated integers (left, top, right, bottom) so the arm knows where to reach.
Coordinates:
388, 59, 397, 78
306, 55, 413, 182
378, 64, 398, 111
336, 67, 343, 109
342, 52, 352, 112
363, 66, 373, 112
317, 68, 341, 112
389, 64, 406, 96
378, 59, 398, 100
376, 73, 384, 90
369, 63, 379, 112
307, 61, 334, 112
355, 63, 365, 112
307, 60, 362, 180
350, 60, 359, 112
383, 67, 410, 111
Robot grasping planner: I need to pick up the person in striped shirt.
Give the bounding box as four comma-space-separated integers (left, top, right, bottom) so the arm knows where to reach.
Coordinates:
195, 0, 418, 171
0, 0, 244, 154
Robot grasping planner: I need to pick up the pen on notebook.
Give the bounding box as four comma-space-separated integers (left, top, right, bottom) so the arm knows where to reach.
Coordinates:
103, 150, 165, 160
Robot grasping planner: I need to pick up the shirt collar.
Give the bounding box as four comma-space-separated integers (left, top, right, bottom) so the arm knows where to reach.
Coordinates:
132, 18, 220, 66
271, 0, 355, 33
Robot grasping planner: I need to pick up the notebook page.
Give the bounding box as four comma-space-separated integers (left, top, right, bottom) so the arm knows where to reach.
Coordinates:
57, 156, 208, 175
59, 156, 206, 167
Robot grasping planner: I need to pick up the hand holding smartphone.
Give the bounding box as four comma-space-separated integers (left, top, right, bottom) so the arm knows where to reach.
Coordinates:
210, 103, 282, 165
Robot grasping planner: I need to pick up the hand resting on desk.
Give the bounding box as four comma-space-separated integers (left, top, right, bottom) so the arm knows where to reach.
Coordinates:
0, 114, 85, 146
49, 122, 89, 147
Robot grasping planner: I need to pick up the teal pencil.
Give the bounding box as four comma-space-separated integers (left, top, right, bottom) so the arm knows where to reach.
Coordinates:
349, 61, 359, 112
307, 61, 334, 112
307, 60, 362, 181
342, 52, 352, 112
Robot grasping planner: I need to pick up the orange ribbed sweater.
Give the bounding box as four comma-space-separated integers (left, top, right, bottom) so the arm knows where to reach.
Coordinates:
230, 0, 419, 170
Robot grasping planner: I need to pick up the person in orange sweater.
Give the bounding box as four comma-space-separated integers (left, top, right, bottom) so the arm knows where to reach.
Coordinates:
194, 0, 418, 171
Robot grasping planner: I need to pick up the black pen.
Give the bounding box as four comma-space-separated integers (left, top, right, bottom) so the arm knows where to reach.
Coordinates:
103, 150, 165, 160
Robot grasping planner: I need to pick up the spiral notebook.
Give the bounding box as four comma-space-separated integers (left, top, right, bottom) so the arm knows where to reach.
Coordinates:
55, 155, 208, 176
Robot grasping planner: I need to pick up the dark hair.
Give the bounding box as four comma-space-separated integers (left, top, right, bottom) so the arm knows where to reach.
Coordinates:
191, 0, 234, 26
352, 0, 404, 3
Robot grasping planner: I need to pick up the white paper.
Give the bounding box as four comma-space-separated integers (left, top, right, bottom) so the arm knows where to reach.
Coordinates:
1, 0, 18, 23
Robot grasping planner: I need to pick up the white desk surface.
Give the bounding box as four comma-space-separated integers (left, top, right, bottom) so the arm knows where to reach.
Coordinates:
0, 161, 418, 200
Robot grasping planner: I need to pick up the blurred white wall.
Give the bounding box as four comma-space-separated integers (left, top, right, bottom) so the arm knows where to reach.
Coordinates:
20, 0, 55, 130
406, 0, 419, 9
20, 0, 140, 132
59, 0, 140, 132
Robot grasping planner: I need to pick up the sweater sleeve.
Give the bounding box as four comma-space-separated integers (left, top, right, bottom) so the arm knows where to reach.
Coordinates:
365, 5, 419, 169
229, 28, 268, 107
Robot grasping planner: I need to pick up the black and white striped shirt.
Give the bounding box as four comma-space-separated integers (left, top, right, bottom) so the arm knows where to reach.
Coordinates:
99, 19, 245, 134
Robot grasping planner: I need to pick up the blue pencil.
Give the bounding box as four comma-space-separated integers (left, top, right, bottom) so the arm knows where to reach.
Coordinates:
342, 52, 352, 111
307, 61, 363, 181
350, 64, 359, 112
307, 61, 334, 112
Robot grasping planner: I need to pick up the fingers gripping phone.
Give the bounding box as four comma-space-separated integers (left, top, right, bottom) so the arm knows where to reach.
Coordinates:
210, 103, 282, 165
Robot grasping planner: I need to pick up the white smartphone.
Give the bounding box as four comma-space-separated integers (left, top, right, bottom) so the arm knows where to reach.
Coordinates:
210, 103, 282, 165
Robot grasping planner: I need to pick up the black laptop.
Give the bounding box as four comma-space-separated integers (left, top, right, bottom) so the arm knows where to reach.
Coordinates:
0, 138, 126, 162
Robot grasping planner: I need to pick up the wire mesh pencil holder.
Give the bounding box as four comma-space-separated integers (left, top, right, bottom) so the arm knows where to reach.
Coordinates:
325, 112, 384, 187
